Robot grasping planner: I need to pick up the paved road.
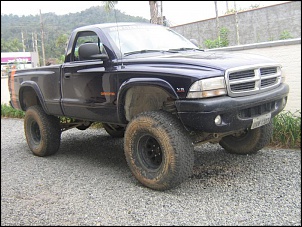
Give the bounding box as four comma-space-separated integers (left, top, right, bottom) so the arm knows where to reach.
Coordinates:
1, 118, 301, 226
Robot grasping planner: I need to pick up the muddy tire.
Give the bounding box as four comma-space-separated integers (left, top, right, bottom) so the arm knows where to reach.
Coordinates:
24, 105, 61, 157
219, 121, 273, 155
124, 111, 194, 191
103, 123, 125, 138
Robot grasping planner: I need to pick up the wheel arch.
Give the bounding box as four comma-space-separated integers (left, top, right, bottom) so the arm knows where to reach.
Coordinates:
19, 81, 49, 114
117, 78, 179, 122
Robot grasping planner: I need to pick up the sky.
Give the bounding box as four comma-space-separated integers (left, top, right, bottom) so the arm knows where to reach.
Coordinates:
1, 1, 290, 26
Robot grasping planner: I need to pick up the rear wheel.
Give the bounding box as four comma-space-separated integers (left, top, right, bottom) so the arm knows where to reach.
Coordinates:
124, 111, 194, 191
219, 121, 273, 155
24, 105, 61, 156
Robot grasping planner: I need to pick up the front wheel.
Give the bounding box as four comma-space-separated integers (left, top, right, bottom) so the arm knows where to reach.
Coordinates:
124, 111, 194, 191
24, 106, 61, 156
219, 121, 273, 155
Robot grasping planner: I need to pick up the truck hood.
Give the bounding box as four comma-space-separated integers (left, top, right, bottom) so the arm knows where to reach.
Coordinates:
121, 50, 278, 75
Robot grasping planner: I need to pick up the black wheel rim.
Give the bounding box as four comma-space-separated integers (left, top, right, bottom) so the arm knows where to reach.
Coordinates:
30, 121, 41, 144
138, 135, 163, 170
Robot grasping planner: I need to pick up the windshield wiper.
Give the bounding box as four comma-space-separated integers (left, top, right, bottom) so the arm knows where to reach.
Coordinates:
124, 49, 178, 56
168, 47, 204, 52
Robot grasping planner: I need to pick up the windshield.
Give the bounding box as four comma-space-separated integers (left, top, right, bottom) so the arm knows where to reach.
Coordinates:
105, 24, 197, 56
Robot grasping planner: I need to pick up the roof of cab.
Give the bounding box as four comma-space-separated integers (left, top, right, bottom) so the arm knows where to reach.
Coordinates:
73, 22, 158, 32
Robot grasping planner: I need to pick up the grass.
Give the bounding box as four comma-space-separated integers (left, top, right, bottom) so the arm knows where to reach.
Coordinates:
1, 103, 25, 118
270, 110, 301, 149
1, 104, 301, 149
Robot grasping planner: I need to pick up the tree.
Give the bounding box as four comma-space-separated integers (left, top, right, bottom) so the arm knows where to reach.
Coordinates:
149, 1, 158, 24
102, 1, 118, 11
1, 6, 148, 63
102, 1, 162, 25
1, 38, 23, 52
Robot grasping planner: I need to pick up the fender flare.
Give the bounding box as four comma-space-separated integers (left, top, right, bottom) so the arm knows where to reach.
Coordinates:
117, 77, 179, 123
19, 81, 49, 114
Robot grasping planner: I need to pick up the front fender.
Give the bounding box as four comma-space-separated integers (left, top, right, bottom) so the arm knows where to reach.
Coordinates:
117, 77, 179, 123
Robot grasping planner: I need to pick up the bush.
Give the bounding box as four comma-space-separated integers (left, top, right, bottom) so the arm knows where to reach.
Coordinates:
279, 30, 293, 40
270, 110, 301, 149
204, 27, 229, 49
1, 103, 25, 118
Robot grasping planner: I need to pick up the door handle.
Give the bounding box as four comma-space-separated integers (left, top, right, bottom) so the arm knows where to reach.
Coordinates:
64, 73, 71, 79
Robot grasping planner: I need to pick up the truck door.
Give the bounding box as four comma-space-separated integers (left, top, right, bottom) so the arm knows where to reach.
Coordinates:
61, 30, 118, 122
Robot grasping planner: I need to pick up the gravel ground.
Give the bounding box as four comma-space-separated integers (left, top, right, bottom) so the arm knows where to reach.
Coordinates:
1, 118, 301, 226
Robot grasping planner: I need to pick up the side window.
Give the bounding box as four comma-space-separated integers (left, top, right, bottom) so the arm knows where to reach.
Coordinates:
72, 31, 107, 62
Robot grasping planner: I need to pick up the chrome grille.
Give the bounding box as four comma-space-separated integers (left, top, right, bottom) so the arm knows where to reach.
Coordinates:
231, 82, 255, 91
229, 70, 254, 80
261, 78, 278, 87
225, 64, 282, 97
260, 67, 277, 75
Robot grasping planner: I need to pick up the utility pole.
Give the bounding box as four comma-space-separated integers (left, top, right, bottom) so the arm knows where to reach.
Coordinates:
234, 1, 240, 45
34, 32, 40, 67
32, 32, 35, 52
214, 1, 220, 41
39, 9, 46, 66
158, 1, 163, 25
21, 31, 25, 52
34, 33, 38, 53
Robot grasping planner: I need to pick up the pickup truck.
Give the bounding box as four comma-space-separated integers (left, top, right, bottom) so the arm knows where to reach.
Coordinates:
8, 22, 289, 190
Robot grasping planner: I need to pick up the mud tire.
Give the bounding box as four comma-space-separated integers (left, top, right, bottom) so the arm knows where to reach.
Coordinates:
219, 121, 273, 155
124, 111, 194, 191
24, 105, 61, 156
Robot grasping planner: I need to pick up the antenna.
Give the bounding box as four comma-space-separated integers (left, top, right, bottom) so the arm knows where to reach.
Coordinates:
114, 9, 124, 68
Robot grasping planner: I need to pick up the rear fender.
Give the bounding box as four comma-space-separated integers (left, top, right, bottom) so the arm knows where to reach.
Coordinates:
19, 81, 49, 114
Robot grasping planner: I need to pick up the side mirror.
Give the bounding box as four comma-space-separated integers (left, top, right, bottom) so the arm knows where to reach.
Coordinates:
190, 39, 199, 47
90, 54, 109, 61
78, 43, 109, 61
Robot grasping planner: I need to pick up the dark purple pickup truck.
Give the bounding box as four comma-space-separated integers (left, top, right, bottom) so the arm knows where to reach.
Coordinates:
8, 22, 289, 190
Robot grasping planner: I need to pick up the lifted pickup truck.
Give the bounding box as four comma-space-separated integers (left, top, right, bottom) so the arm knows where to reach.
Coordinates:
8, 22, 289, 190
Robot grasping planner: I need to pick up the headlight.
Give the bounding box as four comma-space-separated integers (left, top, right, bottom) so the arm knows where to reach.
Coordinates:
280, 67, 286, 83
187, 77, 227, 98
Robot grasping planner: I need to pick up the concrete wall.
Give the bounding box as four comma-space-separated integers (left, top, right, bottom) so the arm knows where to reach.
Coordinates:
208, 38, 301, 114
172, 1, 301, 48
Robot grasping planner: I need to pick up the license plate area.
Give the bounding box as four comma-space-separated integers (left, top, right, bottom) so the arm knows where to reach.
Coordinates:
251, 113, 271, 129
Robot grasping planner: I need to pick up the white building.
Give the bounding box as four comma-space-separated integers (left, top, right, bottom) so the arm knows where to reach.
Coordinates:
1, 52, 39, 104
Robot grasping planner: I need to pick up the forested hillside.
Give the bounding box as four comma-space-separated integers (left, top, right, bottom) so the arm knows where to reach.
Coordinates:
1, 6, 148, 63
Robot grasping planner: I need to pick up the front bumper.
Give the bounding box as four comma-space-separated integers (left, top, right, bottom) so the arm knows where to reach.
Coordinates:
175, 83, 289, 133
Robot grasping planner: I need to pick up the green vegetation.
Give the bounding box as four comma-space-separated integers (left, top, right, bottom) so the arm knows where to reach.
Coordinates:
271, 110, 301, 149
204, 27, 229, 49
1, 104, 300, 149
225, 4, 260, 15
1, 6, 148, 64
279, 30, 293, 40
1, 104, 25, 118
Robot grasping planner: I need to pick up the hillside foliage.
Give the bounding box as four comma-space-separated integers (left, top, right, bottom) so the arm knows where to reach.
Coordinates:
1, 6, 148, 63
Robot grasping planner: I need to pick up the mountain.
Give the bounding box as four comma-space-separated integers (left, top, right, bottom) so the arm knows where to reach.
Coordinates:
1, 6, 149, 61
